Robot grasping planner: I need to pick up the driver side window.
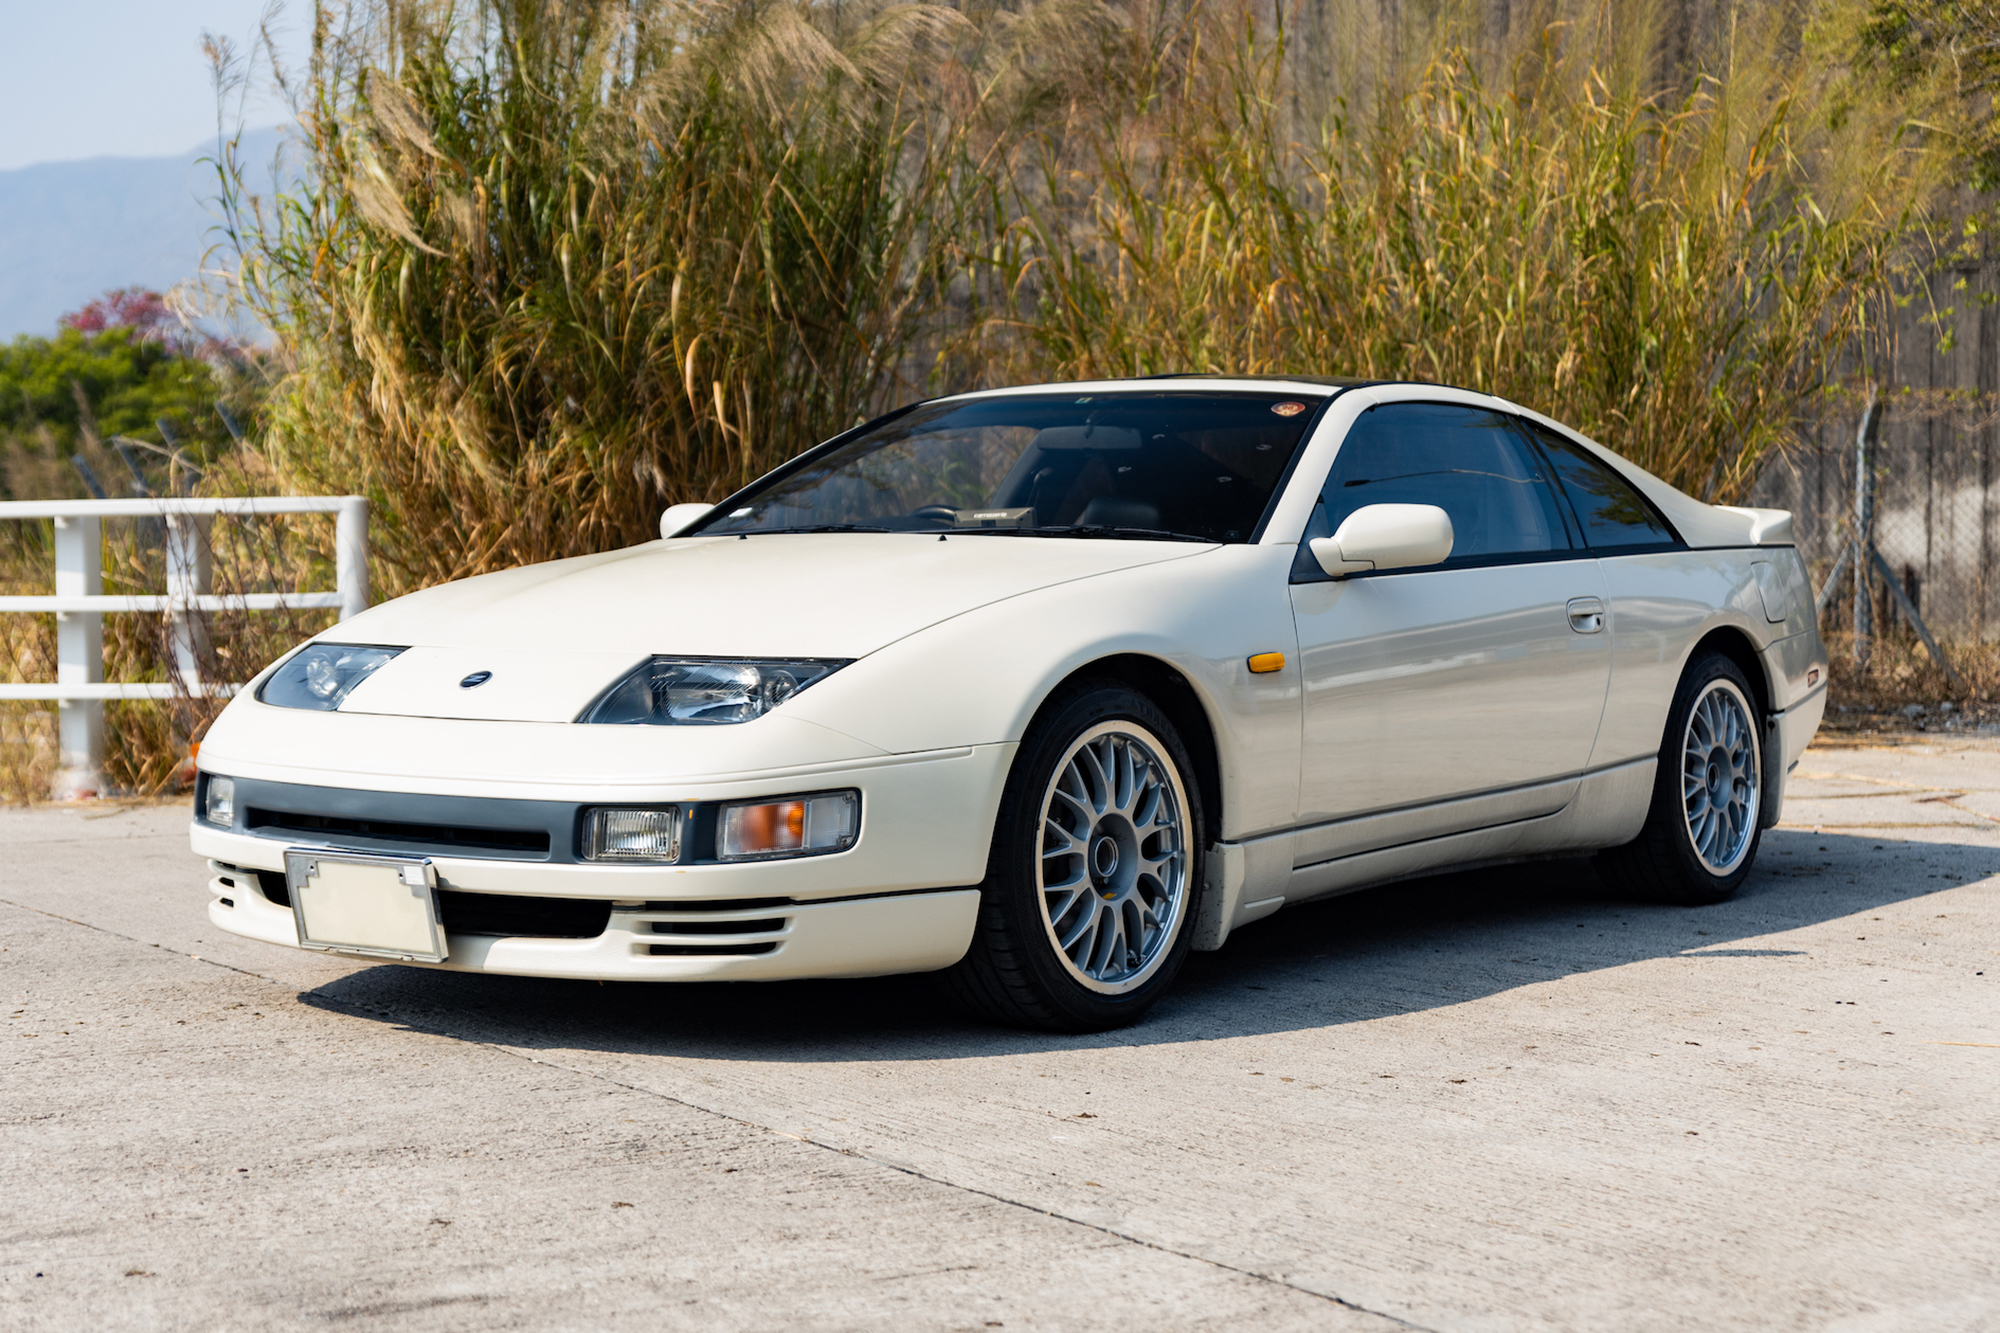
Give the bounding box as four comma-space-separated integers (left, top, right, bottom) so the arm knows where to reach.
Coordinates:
1299, 403, 1574, 576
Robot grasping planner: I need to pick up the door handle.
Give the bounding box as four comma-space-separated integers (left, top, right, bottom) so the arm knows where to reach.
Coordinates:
1566, 597, 1605, 634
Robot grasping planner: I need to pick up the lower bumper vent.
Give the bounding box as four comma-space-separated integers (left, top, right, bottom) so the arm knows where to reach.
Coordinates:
438, 891, 612, 939
640, 907, 790, 957
648, 941, 780, 957
649, 917, 786, 936
256, 870, 291, 907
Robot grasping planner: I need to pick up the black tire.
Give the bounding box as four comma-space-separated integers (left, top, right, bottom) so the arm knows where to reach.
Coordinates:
1597, 650, 1765, 905
942, 680, 1205, 1032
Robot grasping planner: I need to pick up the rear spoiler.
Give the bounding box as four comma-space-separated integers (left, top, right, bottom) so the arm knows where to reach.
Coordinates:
1714, 506, 1795, 546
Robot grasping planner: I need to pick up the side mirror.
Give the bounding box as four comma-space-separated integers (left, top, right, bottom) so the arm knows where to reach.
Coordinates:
659, 503, 715, 539
1310, 504, 1454, 578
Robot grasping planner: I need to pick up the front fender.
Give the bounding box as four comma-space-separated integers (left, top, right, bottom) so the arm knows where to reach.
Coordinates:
784, 544, 1305, 841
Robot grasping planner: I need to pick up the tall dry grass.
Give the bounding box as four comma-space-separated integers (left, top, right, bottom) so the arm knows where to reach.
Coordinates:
0, 0, 1951, 797
984, 2, 1933, 502
212, 0, 1934, 585
217, 0, 985, 595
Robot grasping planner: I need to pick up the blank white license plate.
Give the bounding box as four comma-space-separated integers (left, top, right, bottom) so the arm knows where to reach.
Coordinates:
286, 850, 447, 963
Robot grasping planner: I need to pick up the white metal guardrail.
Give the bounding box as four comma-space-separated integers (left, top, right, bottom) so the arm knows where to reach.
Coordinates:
0, 496, 367, 797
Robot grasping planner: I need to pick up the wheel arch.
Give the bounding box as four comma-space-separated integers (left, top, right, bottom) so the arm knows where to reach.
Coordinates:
1025, 653, 1225, 845
1687, 624, 1773, 718
1684, 622, 1791, 830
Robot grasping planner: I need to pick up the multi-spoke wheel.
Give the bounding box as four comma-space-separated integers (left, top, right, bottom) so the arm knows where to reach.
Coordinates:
1599, 651, 1766, 904
944, 682, 1204, 1030
1037, 723, 1190, 993
1680, 679, 1760, 876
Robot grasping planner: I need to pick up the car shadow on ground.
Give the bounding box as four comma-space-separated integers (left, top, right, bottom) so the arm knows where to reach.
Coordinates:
296, 826, 1995, 1059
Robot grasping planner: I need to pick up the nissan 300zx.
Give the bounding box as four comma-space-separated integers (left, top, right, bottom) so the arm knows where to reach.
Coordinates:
190, 377, 1828, 1030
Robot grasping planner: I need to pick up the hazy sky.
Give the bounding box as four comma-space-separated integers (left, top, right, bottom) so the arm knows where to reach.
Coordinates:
0, 1, 306, 170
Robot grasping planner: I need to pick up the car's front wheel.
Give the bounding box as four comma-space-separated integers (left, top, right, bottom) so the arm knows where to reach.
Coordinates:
944, 682, 1203, 1031
1599, 650, 1764, 904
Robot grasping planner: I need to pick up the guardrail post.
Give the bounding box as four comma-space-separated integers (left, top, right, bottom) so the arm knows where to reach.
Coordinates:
53, 515, 104, 799
335, 497, 369, 622
165, 513, 213, 692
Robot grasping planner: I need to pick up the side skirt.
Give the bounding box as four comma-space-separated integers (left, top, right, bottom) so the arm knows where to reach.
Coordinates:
1192, 757, 1655, 951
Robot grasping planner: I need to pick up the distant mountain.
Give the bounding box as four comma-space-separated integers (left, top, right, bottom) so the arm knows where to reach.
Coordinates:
0, 128, 288, 340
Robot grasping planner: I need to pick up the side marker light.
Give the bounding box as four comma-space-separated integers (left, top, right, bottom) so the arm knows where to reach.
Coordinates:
1247, 652, 1286, 674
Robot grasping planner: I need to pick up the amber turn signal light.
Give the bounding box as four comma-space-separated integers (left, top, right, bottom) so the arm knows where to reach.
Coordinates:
1247, 652, 1286, 674
718, 790, 860, 861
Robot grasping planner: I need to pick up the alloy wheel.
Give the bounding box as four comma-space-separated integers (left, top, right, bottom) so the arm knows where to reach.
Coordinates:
1035, 722, 1190, 994
1680, 678, 1760, 876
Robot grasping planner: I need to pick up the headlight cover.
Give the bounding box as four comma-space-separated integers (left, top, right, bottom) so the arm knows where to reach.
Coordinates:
258, 644, 404, 712
579, 657, 847, 726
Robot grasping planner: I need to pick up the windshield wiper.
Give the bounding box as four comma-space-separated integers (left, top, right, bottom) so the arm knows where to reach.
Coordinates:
731, 524, 898, 535
1018, 525, 1214, 543
729, 523, 1212, 542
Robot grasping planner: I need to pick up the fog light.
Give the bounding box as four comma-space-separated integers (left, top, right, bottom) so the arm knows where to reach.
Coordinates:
718, 790, 858, 861
204, 775, 235, 827
582, 807, 682, 862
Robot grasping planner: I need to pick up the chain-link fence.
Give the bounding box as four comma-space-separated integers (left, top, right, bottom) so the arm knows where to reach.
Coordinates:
1748, 245, 2000, 651
1750, 392, 1998, 644
1738, 258, 2000, 727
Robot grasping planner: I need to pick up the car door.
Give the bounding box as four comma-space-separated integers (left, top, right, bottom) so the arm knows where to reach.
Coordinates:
1287, 401, 1611, 864
1516, 417, 1696, 773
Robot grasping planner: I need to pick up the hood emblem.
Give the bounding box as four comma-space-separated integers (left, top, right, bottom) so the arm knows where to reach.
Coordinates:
459, 671, 492, 689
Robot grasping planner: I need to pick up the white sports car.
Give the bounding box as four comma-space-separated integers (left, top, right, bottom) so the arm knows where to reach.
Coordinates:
192, 377, 1827, 1029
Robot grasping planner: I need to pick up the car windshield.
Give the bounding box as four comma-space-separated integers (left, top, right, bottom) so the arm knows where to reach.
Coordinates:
689, 391, 1328, 543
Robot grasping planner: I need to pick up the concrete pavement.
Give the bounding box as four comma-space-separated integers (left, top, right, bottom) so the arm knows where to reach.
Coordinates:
2, 738, 1996, 1331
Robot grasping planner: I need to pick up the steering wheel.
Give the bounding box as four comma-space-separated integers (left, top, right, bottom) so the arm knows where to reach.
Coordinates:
907, 504, 958, 526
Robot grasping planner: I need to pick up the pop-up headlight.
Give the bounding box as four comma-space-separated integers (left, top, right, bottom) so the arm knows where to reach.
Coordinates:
579, 658, 846, 726
258, 644, 404, 712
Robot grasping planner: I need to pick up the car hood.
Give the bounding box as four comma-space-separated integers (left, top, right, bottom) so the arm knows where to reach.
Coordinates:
318, 533, 1210, 723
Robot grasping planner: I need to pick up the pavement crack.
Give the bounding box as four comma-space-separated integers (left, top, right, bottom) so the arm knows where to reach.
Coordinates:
0, 897, 294, 989
471, 1043, 1441, 1331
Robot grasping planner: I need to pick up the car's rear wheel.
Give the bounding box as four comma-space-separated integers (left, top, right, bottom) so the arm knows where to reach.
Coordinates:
943, 681, 1203, 1031
1598, 650, 1764, 904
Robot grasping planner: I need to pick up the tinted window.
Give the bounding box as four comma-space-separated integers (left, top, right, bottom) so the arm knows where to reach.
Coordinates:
1311, 403, 1573, 566
692, 393, 1322, 544
1523, 423, 1678, 549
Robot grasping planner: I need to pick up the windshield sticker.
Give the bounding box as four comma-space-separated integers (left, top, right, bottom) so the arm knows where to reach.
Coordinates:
1271, 401, 1307, 417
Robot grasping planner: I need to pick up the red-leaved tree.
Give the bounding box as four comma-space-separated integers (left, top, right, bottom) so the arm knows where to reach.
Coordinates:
59, 288, 181, 345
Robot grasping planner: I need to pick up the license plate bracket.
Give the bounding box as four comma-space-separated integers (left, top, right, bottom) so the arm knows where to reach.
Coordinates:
286, 849, 448, 963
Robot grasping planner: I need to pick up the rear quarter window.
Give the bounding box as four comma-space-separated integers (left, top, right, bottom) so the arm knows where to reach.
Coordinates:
1521, 422, 1680, 550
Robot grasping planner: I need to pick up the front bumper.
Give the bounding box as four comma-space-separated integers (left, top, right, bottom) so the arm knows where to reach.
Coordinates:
204, 862, 979, 980
192, 741, 1011, 981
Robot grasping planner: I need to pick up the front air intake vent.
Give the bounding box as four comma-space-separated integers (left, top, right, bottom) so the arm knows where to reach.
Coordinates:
632, 898, 789, 912
648, 918, 786, 936
647, 941, 780, 957
245, 807, 552, 858
437, 891, 611, 939
638, 906, 790, 957
256, 869, 291, 907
